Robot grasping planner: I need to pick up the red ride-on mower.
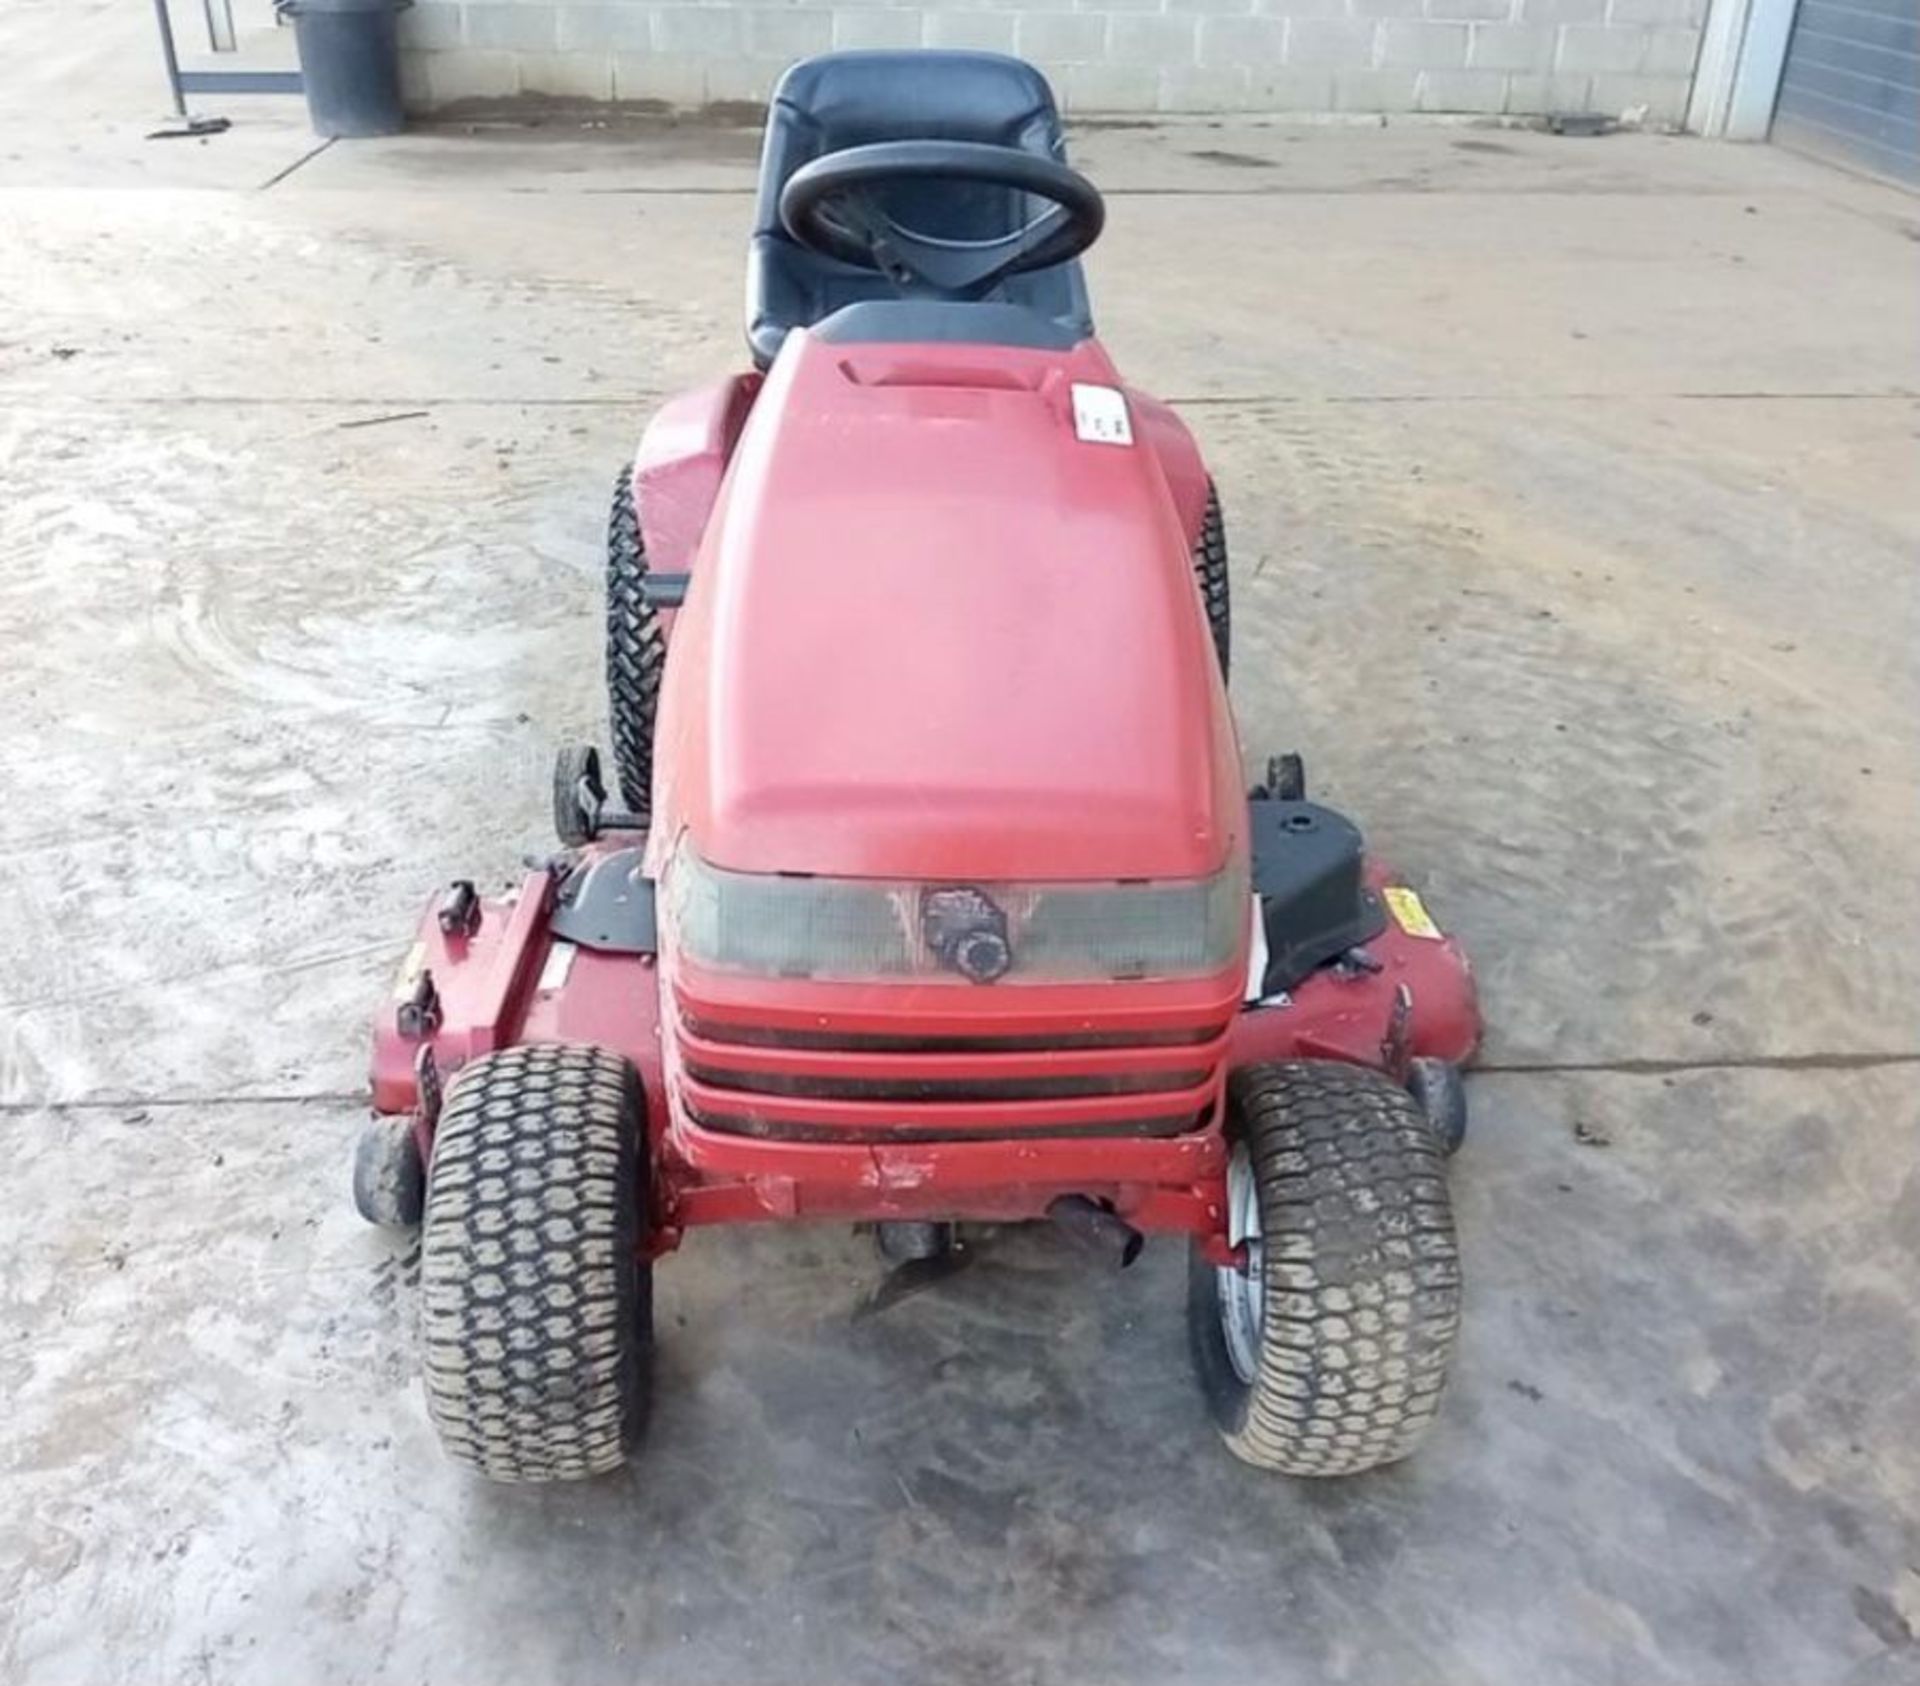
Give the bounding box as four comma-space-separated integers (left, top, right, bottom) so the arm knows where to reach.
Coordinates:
355, 50, 1480, 1483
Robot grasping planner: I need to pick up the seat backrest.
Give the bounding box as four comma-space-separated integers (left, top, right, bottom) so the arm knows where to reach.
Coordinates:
746, 51, 1093, 368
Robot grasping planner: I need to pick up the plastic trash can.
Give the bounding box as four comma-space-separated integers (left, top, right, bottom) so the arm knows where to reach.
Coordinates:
278, 0, 411, 138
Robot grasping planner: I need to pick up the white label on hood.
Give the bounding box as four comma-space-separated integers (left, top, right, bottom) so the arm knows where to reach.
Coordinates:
1071, 383, 1133, 446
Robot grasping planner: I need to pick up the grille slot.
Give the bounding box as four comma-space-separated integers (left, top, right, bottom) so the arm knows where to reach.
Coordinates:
684, 1063, 1211, 1104
685, 1105, 1213, 1146
682, 1015, 1228, 1053
677, 1012, 1228, 1144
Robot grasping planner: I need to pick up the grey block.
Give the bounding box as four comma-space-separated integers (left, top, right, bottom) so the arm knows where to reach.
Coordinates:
398, 5, 464, 51
1108, 13, 1200, 62
1588, 69, 1689, 120
1467, 21, 1555, 68
1333, 68, 1421, 109
1605, 0, 1702, 23
1160, 62, 1254, 107
1353, 0, 1425, 17
556, 5, 655, 52
1244, 65, 1336, 104
1520, 0, 1604, 20
1504, 68, 1595, 108
1015, 11, 1110, 63
462, 5, 558, 52
515, 49, 615, 99
1166, 0, 1256, 14
1197, 14, 1286, 68
1379, 20, 1470, 67
705, 59, 786, 102
611, 49, 708, 103
831, 9, 924, 48
1417, 67, 1507, 108
1284, 18, 1378, 66
925, 10, 1018, 49
1254, 0, 1349, 17
1555, 23, 1645, 71
423, 48, 519, 100
652, 5, 746, 54
746, 6, 834, 58
1060, 62, 1162, 107
1426, 0, 1515, 17
1244, 65, 1337, 105
397, 48, 436, 103
1643, 25, 1702, 74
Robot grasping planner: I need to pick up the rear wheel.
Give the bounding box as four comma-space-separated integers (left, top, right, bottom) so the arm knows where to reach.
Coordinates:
1188, 1060, 1460, 1475
606, 466, 664, 814
1194, 480, 1230, 680
419, 1043, 650, 1483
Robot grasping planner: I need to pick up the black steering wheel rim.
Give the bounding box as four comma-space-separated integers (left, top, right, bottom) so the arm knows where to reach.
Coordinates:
779, 140, 1105, 296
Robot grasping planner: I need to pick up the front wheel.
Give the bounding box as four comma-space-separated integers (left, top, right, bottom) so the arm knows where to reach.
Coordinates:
419, 1043, 651, 1483
1188, 1061, 1460, 1475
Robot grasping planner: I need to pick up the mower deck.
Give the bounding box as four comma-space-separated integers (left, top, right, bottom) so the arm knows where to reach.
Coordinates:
370, 834, 1476, 1259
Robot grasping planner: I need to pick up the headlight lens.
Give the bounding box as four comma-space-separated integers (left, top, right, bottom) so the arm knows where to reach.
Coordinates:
665, 839, 1246, 984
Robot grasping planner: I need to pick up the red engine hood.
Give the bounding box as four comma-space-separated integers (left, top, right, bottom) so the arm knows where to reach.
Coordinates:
651, 330, 1242, 883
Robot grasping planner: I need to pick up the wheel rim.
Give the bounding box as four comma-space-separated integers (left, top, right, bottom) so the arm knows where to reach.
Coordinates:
1214, 1142, 1264, 1386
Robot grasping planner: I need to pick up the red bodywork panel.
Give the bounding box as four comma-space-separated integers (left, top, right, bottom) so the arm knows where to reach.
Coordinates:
646, 331, 1240, 884
632, 373, 762, 577
371, 329, 1481, 1259
370, 850, 1477, 1252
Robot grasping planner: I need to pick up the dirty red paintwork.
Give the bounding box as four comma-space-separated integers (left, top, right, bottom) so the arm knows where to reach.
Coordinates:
371, 323, 1481, 1258
369, 849, 1477, 1253
646, 330, 1240, 885
631, 372, 761, 577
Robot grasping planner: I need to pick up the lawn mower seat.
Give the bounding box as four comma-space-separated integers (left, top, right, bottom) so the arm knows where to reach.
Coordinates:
746, 50, 1096, 369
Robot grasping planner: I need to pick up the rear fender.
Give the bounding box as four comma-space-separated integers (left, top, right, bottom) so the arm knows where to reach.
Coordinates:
1126, 386, 1211, 548
631, 372, 763, 577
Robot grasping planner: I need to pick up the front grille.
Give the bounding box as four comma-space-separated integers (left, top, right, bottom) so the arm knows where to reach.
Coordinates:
684, 1107, 1213, 1145
679, 1015, 1222, 1054
684, 1063, 1213, 1104
676, 1010, 1229, 1145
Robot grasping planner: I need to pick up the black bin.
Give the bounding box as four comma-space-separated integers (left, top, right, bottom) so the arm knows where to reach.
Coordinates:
279, 0, 411, 138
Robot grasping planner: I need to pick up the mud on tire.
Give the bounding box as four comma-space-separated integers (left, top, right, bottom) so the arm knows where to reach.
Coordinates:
606, 465, 665, 814
419, 1043, 650, 1483
1188, 1060, 1460, 1476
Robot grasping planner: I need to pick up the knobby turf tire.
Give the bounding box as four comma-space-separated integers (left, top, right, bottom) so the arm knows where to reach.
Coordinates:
606, 466, 665, 815
1189, 1061, 1460, 1476
419, 1043, 650, 1483
1194, 480, 1230, 681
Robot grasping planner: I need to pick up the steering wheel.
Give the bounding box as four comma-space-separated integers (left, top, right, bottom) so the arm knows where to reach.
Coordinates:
779, 140, 1105, 299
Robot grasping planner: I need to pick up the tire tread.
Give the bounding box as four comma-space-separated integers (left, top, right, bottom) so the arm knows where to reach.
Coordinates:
606, 466, 665, 814
1199, 1060, 1461, 1476
419, 1043, 647, 1483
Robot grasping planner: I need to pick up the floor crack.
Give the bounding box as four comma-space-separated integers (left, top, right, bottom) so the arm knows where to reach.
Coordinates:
1476, 1051, 1920, 1076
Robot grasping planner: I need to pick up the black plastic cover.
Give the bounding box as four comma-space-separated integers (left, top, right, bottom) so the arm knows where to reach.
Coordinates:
813, 298, 1083, 351
1248, 800, 1385, 995
550, 848, 657, 955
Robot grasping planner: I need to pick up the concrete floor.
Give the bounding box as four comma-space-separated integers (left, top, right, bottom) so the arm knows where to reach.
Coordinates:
5, 9, 1920, 1684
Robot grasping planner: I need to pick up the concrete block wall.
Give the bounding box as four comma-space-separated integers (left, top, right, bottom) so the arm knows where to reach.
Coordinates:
398, 0, 1706, 122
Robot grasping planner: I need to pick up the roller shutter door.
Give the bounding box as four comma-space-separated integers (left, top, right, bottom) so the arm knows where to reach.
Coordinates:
1770, 0, 1918, 185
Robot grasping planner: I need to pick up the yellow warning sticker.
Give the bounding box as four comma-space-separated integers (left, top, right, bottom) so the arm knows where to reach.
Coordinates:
1382, 886, 1443, 941
391, 939, 426, 1000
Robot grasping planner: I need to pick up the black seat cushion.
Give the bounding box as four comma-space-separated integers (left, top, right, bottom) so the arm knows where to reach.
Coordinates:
746, 51, 1095, 368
